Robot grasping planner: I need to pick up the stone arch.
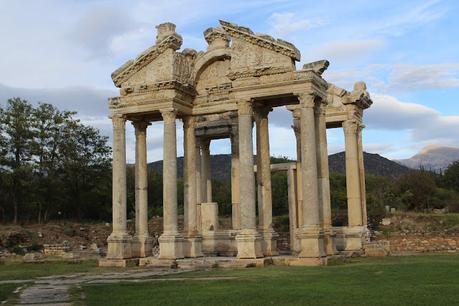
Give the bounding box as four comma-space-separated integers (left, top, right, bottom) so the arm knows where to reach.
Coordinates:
192, 49, 231, 87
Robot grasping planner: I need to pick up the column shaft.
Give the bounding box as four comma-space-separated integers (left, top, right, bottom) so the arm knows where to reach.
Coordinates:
297, 93, 325, 260
236, 100, 262, 259
357, 125, 368, 225
106, 115, 131, 259
231, 132, 240, 230
158, 109, 183, 259
343, 120, 363, 227
133, 120, 152, 257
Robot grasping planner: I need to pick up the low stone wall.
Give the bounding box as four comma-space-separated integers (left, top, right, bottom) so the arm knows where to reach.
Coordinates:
43, 244, 71, 256
376, 235, 458, 254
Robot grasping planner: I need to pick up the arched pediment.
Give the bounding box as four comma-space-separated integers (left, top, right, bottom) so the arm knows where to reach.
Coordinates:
194, 53, 232, 97
193, 48, 232, 87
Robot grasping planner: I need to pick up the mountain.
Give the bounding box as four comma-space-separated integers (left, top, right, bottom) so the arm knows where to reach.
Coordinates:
395, 145, 459, 172
148, 152, 410, 181
328, 152, 411, 179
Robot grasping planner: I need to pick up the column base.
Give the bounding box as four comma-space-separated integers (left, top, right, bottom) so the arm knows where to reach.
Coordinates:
296, 226, 326, 258
183, 233, 204, 258
323, 227, 338, 255
106, 232, 132, 259
159, 233, 184, 259
236, 229, 263, 259
343, 226, 367, 252
260, 229, 279, 256
131, 234, 154, 258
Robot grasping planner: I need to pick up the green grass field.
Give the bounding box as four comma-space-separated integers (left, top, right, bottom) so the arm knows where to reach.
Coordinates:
83, 255, 459, 306
0, 260, 109, 281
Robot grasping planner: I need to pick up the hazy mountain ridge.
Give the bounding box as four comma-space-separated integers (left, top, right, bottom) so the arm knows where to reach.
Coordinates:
395, 145, 459, 171
148, 152, 411, 181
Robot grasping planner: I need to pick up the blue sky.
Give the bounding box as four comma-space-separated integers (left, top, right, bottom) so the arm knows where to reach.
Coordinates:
0, 0, 458, 162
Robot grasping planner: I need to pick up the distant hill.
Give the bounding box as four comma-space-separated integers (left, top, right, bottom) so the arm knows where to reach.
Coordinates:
395, 145, 459, 172
328, 152, 411, 179
148, 152, 411, 181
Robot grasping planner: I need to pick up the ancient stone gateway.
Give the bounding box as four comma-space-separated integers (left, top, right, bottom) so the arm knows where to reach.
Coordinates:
100, 21, 372, 267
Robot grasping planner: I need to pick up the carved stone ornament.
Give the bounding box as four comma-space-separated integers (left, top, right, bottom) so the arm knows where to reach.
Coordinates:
296, 92, 316, 108
237, 99, 253, 116
219, 20, 300, 61
182, 116, 196, 129
160, 109, 177, 124
342, 119, 359, 135
111, 24, 183, 87
204, 27, 230, 49
132, 120, 150, 131
112, 115, 126, 129
302, 60, 330, 76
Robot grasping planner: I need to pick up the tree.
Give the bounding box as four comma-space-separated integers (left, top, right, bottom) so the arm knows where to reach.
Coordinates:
395, 170, 437, 211
0, 98, 35, 223
443, 161, 459, 193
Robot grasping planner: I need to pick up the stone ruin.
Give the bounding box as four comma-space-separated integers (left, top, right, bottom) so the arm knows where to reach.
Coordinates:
100, 20, 372, 267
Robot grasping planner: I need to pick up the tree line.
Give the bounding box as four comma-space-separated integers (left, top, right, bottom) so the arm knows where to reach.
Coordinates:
1, 98, 458, 227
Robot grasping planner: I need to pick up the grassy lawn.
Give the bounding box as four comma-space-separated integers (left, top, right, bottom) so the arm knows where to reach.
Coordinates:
0, 260, 114, 281
84, 254, 459, 306
0, 284, 19, 302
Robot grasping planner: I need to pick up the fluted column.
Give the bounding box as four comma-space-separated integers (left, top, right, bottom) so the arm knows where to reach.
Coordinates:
297, 93, 325, 260
158, 109, 183, 259
183, 116, 203, 257
231, 131, 240, 230
201, 140, 212, 203
343, 119, 363, 227
236, 99, 262, 258
132, 120, 152, 258
107, 115, 132, 259
315, 103, 337, 255
292, 111, 303, 230
195, 143, 202, 233
254, 106, 278, 256
357, 123, 368, 226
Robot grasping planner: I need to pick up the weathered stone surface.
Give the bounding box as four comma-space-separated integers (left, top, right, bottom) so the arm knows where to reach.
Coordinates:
102, 20, 372, 266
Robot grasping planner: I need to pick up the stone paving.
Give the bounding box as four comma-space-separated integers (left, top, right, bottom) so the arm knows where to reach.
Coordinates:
2, 266, 238, 305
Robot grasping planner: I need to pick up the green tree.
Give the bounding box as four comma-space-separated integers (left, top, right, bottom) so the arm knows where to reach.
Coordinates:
443, 161, 459, 193
0, 98, 35, 223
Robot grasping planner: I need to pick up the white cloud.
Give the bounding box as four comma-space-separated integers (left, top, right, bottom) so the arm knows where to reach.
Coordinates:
373, 0, 446, 37
313, 39, 384, 63
268, 12, 325, 36
366, 93, 459, 146
388, 64, 459, 91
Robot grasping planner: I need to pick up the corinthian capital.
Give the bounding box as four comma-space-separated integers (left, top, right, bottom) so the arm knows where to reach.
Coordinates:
237, 99, 253, 116
343, 119, 359, 135
112, 114, 126, 129
160, 109, 177, 124
253, 106, 272, 122
132, 120, 150, 132
182, 116, 196, 129
296, 92, 316, 108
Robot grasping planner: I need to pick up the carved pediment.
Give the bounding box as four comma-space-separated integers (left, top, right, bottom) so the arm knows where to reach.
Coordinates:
111, 23, 196, 91
218, 20, 298, 78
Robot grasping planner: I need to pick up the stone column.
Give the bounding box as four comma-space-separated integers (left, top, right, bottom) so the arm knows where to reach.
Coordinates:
357, 123, 368, 226
200, 140, 211, 203
183, 116, 203, 257
296, 93, 326, 261
158, 109, 183, 259
107, 115, 132, 259
315, 103, 337, 255
343, 119, 365, 251
231, 131, 240, 230
132, 120, 152, 258
235, 99, 262, 259
195, 143, 202, 233
292, 111, 303, 230
287, 165, 299, 253
204, 141, 212, 202
254, 106, 278, 256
